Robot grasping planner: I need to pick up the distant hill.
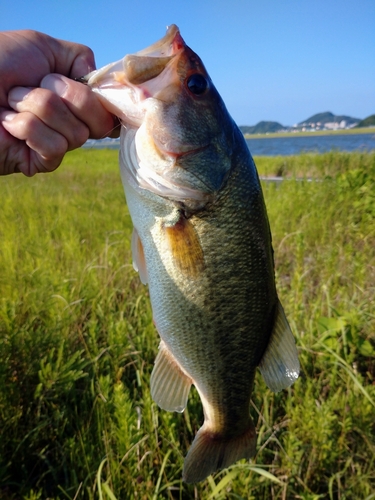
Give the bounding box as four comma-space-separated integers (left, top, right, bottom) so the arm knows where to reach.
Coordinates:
240, 112, 365, 134
355, 114, 375, 128
299, 111, 360, 126
239, 121, 284, 134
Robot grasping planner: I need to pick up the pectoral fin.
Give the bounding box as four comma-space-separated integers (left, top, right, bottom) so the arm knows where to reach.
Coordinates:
131, 227, 148, 285
258, 300, 300, 392
164, 216, 204, 279
150, 341, 192, 412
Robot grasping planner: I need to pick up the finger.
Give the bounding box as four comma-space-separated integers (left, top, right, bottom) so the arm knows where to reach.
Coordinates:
16, 31, 98, 79
0, 112, 25, 175
0, 30, 97, 103
1, 109, 67, 173
0, 122, 62, 177
51, 37, 97, 78
8, 85, 90, 150
41, 74, 119, 139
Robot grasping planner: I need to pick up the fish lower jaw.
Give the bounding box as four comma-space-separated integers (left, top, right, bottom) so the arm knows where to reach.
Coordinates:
152, 135, 210, 160
133, 163, 210, 206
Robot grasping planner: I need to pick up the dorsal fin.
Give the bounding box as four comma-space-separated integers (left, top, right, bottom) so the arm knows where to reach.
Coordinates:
258, 300, 300, 392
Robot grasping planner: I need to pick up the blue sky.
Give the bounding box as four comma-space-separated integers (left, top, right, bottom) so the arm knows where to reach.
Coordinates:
2, 0, 374, 126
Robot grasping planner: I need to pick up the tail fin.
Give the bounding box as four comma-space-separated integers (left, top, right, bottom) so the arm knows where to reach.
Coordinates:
182, 421, 257, 483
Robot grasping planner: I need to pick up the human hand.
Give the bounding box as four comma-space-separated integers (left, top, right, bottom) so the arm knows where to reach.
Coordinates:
0, 30, 119, 176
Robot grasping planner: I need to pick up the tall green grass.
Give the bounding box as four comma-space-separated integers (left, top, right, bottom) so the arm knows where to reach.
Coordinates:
0, 150, 374, 499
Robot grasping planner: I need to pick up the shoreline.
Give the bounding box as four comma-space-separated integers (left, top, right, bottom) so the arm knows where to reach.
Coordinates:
244, 127, 375, 139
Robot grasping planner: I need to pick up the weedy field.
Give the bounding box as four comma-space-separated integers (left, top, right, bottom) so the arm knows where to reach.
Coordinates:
0, 150, 374, 500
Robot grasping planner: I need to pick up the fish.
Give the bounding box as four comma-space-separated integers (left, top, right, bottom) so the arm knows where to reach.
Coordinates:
83, 24, 299, 484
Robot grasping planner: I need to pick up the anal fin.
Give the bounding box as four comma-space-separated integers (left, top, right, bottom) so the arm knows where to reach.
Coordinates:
258, 300, 300, 392
131, 227, 148, 285
150, 341, 192, 413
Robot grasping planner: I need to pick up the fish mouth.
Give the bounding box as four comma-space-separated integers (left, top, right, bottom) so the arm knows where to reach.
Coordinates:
133, 24, 184, 58
82, 25, 187, 127
84, 24, 184, 91
117, 25, 184, 87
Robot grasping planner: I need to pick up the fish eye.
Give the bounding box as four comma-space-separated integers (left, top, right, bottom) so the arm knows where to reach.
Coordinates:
186, 74, 208, 95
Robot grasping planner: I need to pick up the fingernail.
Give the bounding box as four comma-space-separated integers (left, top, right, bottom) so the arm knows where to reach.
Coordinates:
73, 54, 96, 78
8, 87, 31, 108
41, 74, 68, 97
0, 110, 17, 123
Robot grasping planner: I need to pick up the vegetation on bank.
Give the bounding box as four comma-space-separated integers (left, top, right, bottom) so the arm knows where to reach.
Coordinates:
244, 126, 375, 139
0, 150, 374, 499
355, 114, 375, 128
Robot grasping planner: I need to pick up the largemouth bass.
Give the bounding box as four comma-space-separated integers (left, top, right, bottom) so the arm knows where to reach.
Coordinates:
84, 25, 299, 483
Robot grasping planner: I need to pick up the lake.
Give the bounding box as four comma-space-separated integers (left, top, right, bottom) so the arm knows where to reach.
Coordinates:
83, 132, 375, 156
245, 132, 375, 156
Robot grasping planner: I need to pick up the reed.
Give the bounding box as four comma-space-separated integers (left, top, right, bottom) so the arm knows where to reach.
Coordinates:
0, 149, 374, 499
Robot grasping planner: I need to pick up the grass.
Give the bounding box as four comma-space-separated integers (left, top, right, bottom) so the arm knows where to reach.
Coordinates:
244, 126, 375, 139
254, 150, 375, 179
0, 149, 374, 499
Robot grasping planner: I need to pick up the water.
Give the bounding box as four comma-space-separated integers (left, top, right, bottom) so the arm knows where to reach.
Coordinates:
246, 132, 375, 156
83, 132, 375, 156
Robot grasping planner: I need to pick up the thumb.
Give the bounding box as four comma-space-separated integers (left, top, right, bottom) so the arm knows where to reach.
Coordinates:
51, 37, 97, 79
69, 51, 97, 79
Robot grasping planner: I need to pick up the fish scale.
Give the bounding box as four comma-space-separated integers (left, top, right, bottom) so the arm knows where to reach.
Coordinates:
84, 24, 299, 483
